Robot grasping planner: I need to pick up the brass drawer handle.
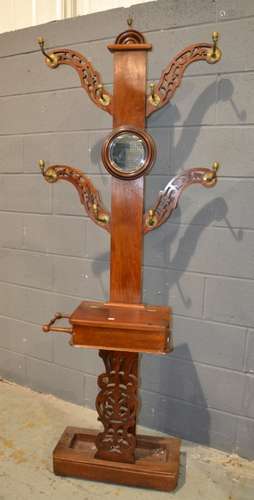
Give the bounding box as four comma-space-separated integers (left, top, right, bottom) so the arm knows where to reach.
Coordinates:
42, 313, 73, 334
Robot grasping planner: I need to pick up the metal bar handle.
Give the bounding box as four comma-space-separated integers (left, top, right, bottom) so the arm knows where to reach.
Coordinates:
42, 313, 73, 334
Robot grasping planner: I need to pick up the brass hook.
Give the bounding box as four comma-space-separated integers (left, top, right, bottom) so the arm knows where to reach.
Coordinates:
148, 83, 161, 107
127, 16, 133, 27
207, 32, 222, 64
95, 84, 110, 106
148, 209, 157, 226
203, 161, 220, 183
92, 202, 99, 218
38, 160, 57, 183
92, 202, 110, 224
146, 209, 158, 227
37, 36, 59, 68
38, 159, 45, 175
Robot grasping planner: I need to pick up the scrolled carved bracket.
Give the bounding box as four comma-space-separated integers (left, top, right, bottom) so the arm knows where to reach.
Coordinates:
38, 40, 113, 114
144, 163, 220, 233
39, 161, 111, 232
146, 40, 220, 116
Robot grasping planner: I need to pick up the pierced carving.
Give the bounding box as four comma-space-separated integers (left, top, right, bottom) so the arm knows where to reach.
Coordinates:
146, 43, 213, 117
39, 162, 111, 232
144, 166, 219, 233
95, 350, 139, 463
45, 48, 113, 114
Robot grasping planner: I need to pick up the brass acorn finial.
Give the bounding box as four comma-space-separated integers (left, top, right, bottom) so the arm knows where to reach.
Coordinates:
127, 16, 133, 27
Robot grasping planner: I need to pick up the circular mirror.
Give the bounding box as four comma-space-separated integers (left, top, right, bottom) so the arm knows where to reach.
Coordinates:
102, 126, 156, 180
109, 132, 147, 173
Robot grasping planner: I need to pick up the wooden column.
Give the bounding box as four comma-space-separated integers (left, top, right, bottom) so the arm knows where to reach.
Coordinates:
95, 40, 151, 464
110, 48, 148, 303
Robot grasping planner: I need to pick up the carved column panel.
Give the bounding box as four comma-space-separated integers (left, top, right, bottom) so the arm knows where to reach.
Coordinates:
95, 350, 138, 463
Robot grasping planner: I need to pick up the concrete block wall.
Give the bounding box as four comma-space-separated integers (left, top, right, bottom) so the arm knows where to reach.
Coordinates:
0, 0, 253, 459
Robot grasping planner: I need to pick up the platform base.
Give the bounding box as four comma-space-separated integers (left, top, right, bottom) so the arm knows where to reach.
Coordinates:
53, 427, 181, 492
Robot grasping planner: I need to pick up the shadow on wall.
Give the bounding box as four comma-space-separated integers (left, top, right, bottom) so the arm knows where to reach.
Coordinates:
171, 78, 245, 171
143, 196, 243, 310
140, 344, 212, 447
139, 200, 227, 446
139, 77, 246, 444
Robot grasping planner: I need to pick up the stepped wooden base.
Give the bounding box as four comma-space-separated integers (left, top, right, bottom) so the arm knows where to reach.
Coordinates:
53, 427, 181, 492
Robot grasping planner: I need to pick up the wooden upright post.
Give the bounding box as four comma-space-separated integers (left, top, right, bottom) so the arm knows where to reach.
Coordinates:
94, 34, 151, 464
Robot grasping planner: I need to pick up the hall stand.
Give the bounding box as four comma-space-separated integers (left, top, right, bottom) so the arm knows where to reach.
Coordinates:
37, 21, 221, 491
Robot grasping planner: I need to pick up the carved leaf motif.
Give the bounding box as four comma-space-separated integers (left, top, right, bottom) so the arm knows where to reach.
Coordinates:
95, 350, 138, 463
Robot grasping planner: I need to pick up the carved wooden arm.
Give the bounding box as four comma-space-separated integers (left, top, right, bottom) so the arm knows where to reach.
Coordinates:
143, 163, 220, 233
146, 34, 221, 117
39, 161, 111, 232
37, 38, 113, 115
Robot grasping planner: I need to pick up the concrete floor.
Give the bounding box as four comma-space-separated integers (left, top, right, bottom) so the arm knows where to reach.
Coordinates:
0, 380, 253, 500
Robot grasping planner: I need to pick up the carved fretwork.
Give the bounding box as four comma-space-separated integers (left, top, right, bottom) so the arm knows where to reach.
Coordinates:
144, 167, 217, 233
146, 43, 212, 116
95, 350, 139, 463
46, 48, 113, 114
41, 164, 111, 232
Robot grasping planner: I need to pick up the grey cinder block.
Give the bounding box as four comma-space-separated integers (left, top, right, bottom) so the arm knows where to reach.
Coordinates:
143, 267, 205, 319
217, 73, 254, 125
245, 330, 254, 374
235, 416, 254, 460
23, 214, 86, 257
27, 357, 84, 405
23, 131, 93, 173
0, 348, 27, 386
140, 389, 239, 452
172, 316, 246, 371
148, 75, 217, 128
242, 374, 254, 419
216, 0, 254, 22
0, 174, 51, 213
53, 255, 109, 299
144, 223, 254, 279
0, 212, 24, 248
171, 126, 254, 178
0, 282, 79, 325
53, 334, 103, 375
0, 315, 53, 362
205, 277, 254, 328
0, 136, 23, 173
0, 248, 53, 290
141, 355, 245, 415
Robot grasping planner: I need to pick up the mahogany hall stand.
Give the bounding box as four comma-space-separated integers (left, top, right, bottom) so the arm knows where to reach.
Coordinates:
37, 22, 222, 492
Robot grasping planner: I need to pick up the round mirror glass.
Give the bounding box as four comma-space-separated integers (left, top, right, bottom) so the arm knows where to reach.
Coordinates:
109, 132, 147, 173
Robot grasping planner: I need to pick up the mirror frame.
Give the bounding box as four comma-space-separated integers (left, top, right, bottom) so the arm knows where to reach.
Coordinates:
102, 126, 156, 180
